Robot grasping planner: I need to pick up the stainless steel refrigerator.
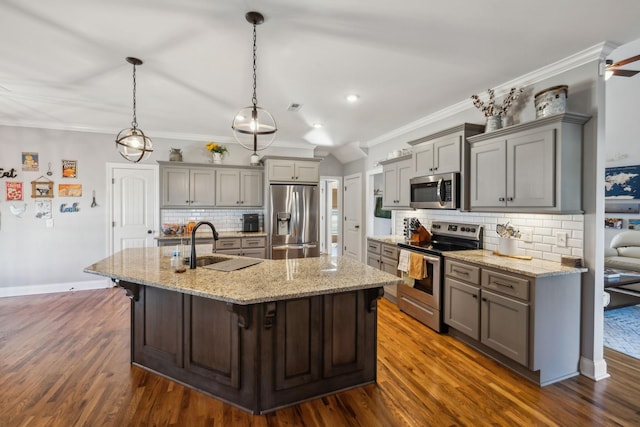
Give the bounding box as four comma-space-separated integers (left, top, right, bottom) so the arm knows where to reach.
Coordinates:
268, 184, 319, 259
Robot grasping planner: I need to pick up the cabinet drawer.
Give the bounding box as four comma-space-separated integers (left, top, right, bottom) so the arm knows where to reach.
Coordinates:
216, 238, 241, 250
215, 249, 242, 256
445, 260, 480, 284
381, 244, 398, 259
242, 248, 266, 259
398, 286, 441, 332
367, 240, 381, 254
242, 237, 266, 248
482, 269, 529, 301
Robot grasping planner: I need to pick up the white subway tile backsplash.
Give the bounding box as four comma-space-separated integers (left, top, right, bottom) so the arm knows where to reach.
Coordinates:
161, 208, 264, 232
394, 209, 584, 261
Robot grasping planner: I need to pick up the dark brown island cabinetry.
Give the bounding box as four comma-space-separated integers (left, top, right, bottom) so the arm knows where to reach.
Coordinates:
121, 282, 381, 414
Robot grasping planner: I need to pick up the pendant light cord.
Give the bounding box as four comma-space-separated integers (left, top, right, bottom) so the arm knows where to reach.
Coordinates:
131, 63, 138, 129
252, 22, 258, 108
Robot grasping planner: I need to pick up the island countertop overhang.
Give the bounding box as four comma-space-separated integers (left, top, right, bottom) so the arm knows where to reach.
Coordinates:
84, 247, 403, 305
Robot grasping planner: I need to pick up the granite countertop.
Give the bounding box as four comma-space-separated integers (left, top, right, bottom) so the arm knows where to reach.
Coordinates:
84, 247, 402, 305
157, 231, 267, 241
444, 249, 587, 278
368, 235, 408, 245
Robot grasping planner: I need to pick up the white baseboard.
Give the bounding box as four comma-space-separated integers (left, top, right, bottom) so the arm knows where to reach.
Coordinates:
0, 279, 113, 298
579, 356, 610, 381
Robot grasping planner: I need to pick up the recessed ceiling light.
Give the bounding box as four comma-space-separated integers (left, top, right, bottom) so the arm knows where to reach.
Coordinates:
346, 94, 360, 103
312, 123, 323, 128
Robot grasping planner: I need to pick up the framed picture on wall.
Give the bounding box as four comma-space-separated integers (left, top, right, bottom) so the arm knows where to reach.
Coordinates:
6, 182, 23, 201
374, 195, 391, 219
58, 183, 82, 197
605, 217, 624, 229
62, 160, 77, 178
629, 219, 640, 230
605, 165, 640, 199
22, 152, 39, 171
31, 178, 54, 198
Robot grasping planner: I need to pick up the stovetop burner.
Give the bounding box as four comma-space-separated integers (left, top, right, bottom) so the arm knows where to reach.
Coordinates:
397, 220, 483, 256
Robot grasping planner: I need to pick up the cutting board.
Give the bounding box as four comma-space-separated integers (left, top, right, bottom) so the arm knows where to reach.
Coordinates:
203, 258, 263, 272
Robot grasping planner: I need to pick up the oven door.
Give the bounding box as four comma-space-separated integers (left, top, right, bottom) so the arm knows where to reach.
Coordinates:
401, 253, 441, 309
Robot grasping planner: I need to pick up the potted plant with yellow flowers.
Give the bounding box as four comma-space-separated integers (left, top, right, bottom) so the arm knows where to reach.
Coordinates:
206, 142, 228, 164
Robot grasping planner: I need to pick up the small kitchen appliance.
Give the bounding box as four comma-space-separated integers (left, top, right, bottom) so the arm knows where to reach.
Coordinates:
397, 221, 483, 332
242, 213, 260, 232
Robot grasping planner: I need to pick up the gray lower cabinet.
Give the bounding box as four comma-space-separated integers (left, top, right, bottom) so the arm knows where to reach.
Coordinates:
444, 258, 580, 386
216, 236, 266, 258
366, 239, 399, 302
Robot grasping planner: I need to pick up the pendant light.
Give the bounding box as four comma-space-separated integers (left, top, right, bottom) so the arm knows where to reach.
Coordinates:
232, 11, 277, 166
116, 57, 153, 163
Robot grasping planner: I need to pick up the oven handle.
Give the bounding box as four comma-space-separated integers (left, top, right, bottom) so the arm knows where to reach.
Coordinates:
422, 254, 441, 265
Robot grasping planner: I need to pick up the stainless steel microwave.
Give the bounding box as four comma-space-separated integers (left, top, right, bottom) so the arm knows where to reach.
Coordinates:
409, 172, 459, 209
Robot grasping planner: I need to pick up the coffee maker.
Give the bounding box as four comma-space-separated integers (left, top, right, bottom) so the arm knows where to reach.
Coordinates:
242, 213, 260, 232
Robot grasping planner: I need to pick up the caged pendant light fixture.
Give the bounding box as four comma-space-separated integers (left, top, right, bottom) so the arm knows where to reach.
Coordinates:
232, 11, 277, 166
116, 57, 153, 163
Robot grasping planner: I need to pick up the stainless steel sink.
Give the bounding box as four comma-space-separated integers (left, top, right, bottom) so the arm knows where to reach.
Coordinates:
191, 255, 229, 268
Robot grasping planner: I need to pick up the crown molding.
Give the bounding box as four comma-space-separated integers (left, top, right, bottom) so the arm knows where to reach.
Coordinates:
364, 42, 615, 148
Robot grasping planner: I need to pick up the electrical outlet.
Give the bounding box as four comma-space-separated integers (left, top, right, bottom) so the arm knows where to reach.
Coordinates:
557, 232, 568, 248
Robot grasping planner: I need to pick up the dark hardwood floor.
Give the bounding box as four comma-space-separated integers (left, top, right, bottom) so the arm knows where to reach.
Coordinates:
1, 287, 639, 426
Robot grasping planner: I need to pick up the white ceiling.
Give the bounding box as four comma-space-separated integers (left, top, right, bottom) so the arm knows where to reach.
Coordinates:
2, 0, 640, 159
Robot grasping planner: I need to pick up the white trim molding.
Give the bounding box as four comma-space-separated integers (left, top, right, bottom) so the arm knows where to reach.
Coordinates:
0, 279, 112, 298
580, 356, 610, 382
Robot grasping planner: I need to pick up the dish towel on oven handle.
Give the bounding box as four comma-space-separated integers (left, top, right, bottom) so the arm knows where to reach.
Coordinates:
398, 249, 410, 272
408, 252, 428, 280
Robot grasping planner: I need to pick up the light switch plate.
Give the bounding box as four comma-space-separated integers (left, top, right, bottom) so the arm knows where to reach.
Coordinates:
556, 232, 568, 248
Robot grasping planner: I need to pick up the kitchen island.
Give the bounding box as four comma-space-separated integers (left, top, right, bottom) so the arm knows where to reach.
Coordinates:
84, 247, 402, 414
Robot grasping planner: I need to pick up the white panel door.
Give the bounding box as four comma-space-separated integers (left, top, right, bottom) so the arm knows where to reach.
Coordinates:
111, 165, 158, 253
343, 173, 362, 261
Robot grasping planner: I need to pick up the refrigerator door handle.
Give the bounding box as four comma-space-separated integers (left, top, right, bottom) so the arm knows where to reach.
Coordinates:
301, 244, 317, 249
272, 244, 303, 250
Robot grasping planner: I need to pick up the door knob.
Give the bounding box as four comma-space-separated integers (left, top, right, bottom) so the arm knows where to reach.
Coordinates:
355, 225, 360, 229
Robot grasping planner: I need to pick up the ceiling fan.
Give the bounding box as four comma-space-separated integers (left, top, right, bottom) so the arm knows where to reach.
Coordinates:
605, 55, 640, 79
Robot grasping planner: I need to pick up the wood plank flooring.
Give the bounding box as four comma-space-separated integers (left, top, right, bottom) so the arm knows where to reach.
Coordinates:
1, 288, 639, 426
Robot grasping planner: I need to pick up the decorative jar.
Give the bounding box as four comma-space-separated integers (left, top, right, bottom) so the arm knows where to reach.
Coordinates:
485, 115, 502, 132
212, 152, 222, 164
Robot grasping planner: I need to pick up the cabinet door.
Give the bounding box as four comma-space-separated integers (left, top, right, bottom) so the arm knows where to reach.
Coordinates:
367, 252, 381, 269
190, 168, 216, 207
295, 162, 320, 183
433, 135, 461, 173
240, 170, 263, 206
413, 142, 435, 177
506, 128, 555, 207
269, 160, 296, 182
382, 164, 398, 208
162, 167, 190, 207
470, 140, 507, 208
216, 169, 241, 207
396, 159, 413, 207
481, 289, 529, 366
443, 278, 480, 339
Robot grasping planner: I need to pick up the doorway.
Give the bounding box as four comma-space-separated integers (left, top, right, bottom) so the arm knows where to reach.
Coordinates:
107, 163, 159, 255
320, 177, 342, 256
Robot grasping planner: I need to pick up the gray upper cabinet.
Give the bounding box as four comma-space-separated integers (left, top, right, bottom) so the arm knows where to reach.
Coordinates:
216, 168, 263, 207
408, 123, 484, 209
380, 155, 412, 209
267, 159, 320, 183
161, 166, 216, 208
412, 133, 461, 176
467, 112, 590, 213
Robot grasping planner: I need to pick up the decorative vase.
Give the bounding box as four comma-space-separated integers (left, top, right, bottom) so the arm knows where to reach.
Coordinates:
212, 152, 222, 164
485, 115, 502, 132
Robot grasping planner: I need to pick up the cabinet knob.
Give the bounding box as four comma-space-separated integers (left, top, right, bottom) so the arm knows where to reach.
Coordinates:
291, 176, 295, 180
507, 197, 514, 202
498, 197, 505, 202
433, 167, 438, 171
186, 200, 190, 204
429, 168, 433, 171
472, 294, 477, 299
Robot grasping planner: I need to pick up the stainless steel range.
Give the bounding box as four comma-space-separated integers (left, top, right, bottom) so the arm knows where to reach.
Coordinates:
397, 221, 483, 332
